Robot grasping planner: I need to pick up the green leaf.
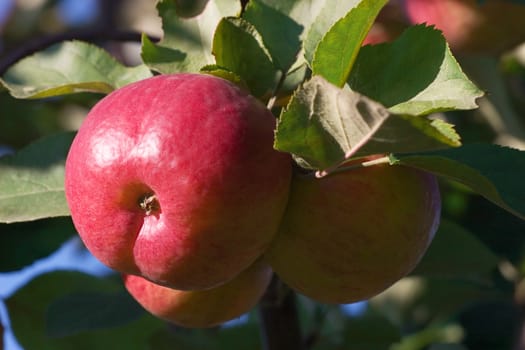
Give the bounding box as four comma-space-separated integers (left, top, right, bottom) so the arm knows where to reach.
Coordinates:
304, 0, 360, 64
274, 76, 461, 171
142, 0, 240, 73
242, 0, 303, 71
353, 115, 461, 158
213, 17, 277, 97
46, 291, 145, 337
1, 41, 152, 99
412, 219, 500, 279
0, 132, 74, 223
0, 217, 74, 272
349, 25, 484, 115
312, 0, 388, 86
391, 144, 525, 220
275, 76, 389, 170
6, 271, 164, 350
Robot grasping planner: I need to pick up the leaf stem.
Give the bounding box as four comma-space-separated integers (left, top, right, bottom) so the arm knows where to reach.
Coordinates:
315, 155, 392, 178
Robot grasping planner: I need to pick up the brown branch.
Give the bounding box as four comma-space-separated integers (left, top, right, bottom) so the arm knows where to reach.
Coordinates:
258, 275, 305, 350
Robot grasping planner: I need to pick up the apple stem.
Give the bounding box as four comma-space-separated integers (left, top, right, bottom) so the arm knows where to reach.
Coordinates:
139, 193, 159, 215
258, 275, 305, 350
315, 155, 392, 178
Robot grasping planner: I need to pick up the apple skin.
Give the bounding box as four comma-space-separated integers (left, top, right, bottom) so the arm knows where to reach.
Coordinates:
265, 160, 441, 304
123, 259, 272, 328
65, 73, 292, 290
403, 0, 525, 54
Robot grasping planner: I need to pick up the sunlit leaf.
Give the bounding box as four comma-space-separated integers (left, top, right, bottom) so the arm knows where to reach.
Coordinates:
349, 25, 484, 115
304, 0, 360, 64
312, 0, 388, 86
142, 0, 240, 73
1, 41, 152, 99
0, 132, 74, 223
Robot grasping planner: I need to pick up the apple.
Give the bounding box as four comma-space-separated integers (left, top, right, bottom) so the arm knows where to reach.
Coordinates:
65, 73, 292, 290
265, 158, 441, 304
123, 259, 272, 328
403, 0, 525, 54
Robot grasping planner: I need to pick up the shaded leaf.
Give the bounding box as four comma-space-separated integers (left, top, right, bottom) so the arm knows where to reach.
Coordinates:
46, 291, 144, 337
1, 41, 152, 99
275, 76, 461, 171
6, 271, 164, 350
0, 132, 74, 223
142, 0, 240, 73
391, 144, 525, 220
312, 0, 388, 86
349, 25, 483, 115
213, 17, 277, 97
275, 76, 389, 170
243, 0, 303, 71
412, 219, 500, 279
353, 115, 461, 158
0, 217, 74, 272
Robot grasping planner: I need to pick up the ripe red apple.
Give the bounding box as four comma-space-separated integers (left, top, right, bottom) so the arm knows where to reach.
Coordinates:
65, 73, 292, 290
265, 159, 441, 304
403, 0, 525, 54
123, 259, 272, 328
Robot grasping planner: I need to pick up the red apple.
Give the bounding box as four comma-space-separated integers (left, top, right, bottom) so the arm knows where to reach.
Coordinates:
123, 259, 272, 328
65, 73, 292, 290
265, 159, 441, 304
403, 0, 525, 54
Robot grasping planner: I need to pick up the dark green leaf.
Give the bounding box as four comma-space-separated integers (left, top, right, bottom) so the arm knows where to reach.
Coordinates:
243, 0, 303, 71
412, 219, 500, 279
6, 271, 164, 350
143, 0, 240, 73
0, 217, 74, 271
349, 25, 484, 115
213, 17, 278, 97
312, 0, 388, 86
391, 144, 525, 220
0, 132, 74, 223
1, 41, 152, 99
46, 290, 145, 337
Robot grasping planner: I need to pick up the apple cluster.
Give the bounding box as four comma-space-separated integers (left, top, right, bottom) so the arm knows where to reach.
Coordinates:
65, 73, 441, 328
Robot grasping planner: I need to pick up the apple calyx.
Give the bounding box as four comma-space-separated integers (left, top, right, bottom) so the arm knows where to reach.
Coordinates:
139, 193, 159, 215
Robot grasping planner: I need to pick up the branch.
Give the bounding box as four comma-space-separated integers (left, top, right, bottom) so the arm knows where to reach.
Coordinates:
0, 29, 160, 75
258, 275, 305, 350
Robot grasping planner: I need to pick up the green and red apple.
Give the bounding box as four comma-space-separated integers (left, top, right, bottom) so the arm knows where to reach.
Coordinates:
265, 158, 441, 304
65, 73, 292, 290
123, 259, 272, 328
